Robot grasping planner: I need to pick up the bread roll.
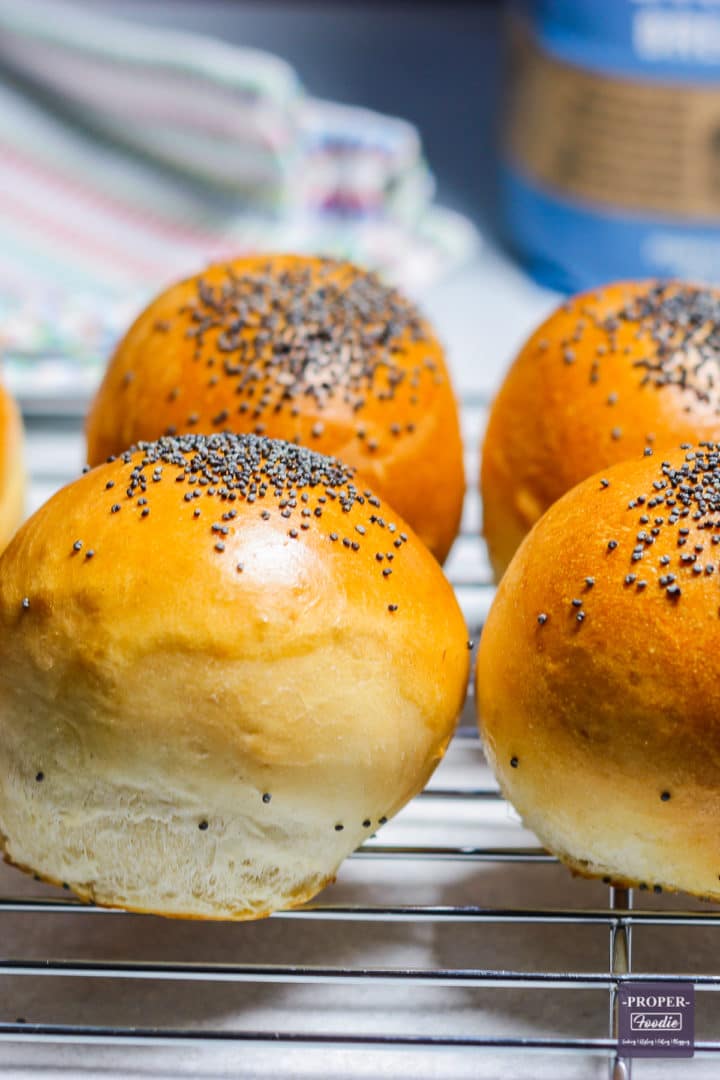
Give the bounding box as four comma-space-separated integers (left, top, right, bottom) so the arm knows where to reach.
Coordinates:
0, 433, 469, 919
86, 254, 465, 562
482, 280, 720, 578
477, 441, 720, 900
0, 379, 24, 552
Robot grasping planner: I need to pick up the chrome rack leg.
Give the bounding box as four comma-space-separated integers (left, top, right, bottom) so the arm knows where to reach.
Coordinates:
609, 885, 633, 1080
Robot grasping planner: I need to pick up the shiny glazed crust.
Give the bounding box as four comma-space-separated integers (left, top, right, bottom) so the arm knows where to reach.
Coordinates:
482, 280, 720, 578
478, 442, 720, 902
0, 382, 24, 552
0, 433, 469, 919
86, 255, 465, 562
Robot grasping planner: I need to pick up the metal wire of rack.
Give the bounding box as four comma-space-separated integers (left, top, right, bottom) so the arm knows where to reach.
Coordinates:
3, 395, 719, 1079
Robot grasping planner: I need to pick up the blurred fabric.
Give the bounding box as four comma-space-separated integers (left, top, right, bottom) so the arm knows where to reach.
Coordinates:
0, 0, 478, 399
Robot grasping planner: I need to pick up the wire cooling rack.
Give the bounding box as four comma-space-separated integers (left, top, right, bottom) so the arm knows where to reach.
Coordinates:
3, 396, 720, 1080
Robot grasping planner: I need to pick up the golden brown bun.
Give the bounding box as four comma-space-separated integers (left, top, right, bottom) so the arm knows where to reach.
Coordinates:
482, 280, 720, 578
0, 433, 469, 919
0, 380, 24, 551
86, 255, 465, 563
477, 441, 720, 901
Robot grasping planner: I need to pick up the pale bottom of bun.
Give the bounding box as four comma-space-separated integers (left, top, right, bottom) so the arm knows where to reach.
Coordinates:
1, 846, 334, 920
556, 852, 671, 895
518, 812, 720, 905
546, 846, 712, 902
0, 621, 458, 919
0, 768, 352, 921
488, 764, 720, 906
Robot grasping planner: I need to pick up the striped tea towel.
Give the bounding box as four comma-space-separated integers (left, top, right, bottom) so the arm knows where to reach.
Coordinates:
0, 0, 478, 403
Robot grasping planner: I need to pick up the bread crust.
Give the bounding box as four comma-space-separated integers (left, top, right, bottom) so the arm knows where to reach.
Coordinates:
477, 442, 720, 902
0, 433, 469, 919
482, 281, 720, 578
0, 381, 24, 551
87, 255, 465, 562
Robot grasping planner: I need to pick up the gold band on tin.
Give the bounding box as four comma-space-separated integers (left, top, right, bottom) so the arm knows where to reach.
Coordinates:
505, 19, 720, 220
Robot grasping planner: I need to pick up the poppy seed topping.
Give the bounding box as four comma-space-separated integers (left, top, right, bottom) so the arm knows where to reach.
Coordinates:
70, 433, 413, 600
145, 259, 435, 434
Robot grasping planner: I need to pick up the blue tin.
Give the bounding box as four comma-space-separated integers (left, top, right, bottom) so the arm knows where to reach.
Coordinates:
503, 1, 720, 290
